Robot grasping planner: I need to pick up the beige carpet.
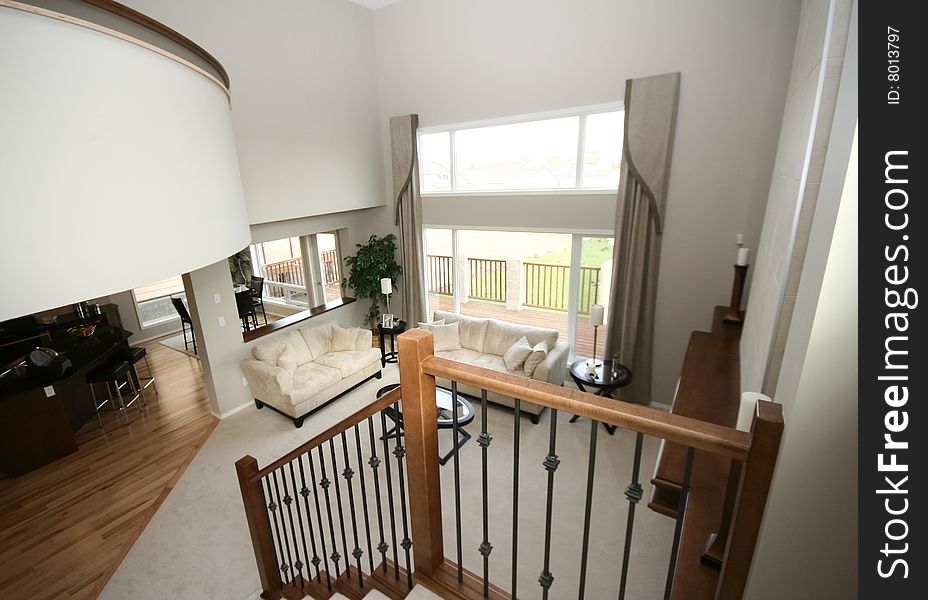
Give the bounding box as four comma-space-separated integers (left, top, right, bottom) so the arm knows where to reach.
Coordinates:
100, 364, 675, 600
158, 331, 199, 358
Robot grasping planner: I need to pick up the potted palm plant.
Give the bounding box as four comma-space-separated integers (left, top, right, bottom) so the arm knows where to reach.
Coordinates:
343, 234, 402, 327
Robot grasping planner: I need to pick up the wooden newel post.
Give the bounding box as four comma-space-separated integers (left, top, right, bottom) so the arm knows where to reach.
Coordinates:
397, 329, 444, 577
715, 400, 784, 600
236, 455, 282, 596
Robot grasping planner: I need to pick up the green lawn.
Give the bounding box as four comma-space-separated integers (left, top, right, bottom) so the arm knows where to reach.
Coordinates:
530, 238, 614, 267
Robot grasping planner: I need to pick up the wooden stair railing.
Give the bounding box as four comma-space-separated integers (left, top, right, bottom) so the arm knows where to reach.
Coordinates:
397, 328, 782, 600
236, 385, 415, 600
237, 327, 782, 600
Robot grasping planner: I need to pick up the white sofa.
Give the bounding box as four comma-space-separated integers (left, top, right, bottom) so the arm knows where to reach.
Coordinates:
240, 318, 382, 427
430, 310, 570, 423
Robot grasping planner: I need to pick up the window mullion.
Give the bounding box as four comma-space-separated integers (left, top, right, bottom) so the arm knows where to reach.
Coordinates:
575, 113, 586, 189
451, 228, 461, 314
449, 130, 457, 192
566, 235, 583, 361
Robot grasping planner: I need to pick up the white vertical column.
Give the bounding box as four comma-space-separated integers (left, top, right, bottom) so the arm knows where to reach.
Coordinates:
506, 259, 524, 312
566, 235, 583, 361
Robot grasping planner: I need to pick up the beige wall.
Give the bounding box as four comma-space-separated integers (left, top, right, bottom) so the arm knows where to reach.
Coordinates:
373, 0, 801, 403
745, 2, 857, 592
747, 125, 857, 597
740, 0, 853, 399
122, 0, 387, 225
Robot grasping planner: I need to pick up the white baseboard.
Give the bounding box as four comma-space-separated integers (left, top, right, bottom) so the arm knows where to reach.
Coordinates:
211, 399, 255, 420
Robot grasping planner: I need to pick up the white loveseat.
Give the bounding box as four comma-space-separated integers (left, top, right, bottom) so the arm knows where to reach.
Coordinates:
430, 310, 570, 423
240, 318, 382, 427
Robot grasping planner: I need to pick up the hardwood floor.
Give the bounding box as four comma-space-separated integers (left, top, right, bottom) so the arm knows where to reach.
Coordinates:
0, 339, 216, 600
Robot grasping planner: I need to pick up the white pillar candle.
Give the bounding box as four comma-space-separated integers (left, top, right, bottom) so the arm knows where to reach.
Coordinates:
380, 278, 393, 295
589, 304, 605, 327
736, 247, 750, 266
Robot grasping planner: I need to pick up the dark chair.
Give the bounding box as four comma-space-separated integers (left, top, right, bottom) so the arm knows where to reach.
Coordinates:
236, 290, 258, 332
249, 276, 267, 326
86, 359, 141, 427
121, 346, 157, 402
170, 297, 197, 354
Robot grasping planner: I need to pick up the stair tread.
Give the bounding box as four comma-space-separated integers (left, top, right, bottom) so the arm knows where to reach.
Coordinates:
406, 585, 443, 599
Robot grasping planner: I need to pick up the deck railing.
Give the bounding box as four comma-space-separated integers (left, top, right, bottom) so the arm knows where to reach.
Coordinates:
427, 255, 455, 296
467, 258, 507, 303
523, 262, 601, 314
237, 329, 782, 600
427, 255, 602, 314
320, 250, 339, 286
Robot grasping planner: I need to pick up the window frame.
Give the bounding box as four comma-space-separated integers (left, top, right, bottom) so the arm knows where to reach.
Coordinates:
132, 289, 186, 329
418, 102, 624, 196
423, 226, 615, 363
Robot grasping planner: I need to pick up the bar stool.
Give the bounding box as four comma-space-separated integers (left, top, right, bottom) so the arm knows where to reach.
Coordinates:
122, 346, 157, 403
86, 360, 142, 427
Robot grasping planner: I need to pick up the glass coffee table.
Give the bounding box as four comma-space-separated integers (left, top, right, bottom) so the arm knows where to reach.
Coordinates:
376, 384, 475, 465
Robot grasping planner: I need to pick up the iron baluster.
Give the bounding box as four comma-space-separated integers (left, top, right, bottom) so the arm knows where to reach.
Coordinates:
663, 447, 696, 600
477, 389, 493, 598
307, 450, 333, 591
281, 462, 305, 588
296, 455, 322, 584
451, 381, 464, 583
368, 415, 389, 574
339, 431, 364, 588
392, 400, 414, 590
316, 445, 341, 579
264, 477, 289, 589
380, 410, 401, 580
354, 423, 376, 574
578, 419, 599, 599
328, 439, 352, 583
511, 398, 521, 599
271, 470, 296, 586
618, 432, 645, 600
538, 409, 559, 598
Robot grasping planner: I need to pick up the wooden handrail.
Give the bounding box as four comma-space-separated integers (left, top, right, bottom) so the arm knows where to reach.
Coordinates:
249, 385, 401, 481
418, 347, 750, 460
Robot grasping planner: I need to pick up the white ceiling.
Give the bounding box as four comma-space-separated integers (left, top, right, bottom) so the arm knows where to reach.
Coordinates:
346, 0, 403, 10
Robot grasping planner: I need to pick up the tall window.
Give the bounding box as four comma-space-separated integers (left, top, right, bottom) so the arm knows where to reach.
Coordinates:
418, 106, 623, 193
134, 276, 185, 327
424, 228, 614, 361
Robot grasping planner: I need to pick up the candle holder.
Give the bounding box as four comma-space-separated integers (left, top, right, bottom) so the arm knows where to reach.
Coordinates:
723, 264, 749, 324
587, 303, 605, 375
587, 324, 601, 376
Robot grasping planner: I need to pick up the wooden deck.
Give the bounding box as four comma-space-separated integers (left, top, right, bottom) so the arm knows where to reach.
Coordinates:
428, 294, 605, 358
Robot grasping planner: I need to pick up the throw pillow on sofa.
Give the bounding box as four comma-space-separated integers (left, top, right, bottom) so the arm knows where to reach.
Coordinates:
523, 340, 549, 377
418, 318, 445, 330
430, 321, 462, 352
331, 325, 360, 352
503, 336, 533, 372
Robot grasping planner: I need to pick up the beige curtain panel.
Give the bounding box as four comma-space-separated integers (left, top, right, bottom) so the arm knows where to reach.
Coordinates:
390, 114, 427, 324
605, 72, 681, 404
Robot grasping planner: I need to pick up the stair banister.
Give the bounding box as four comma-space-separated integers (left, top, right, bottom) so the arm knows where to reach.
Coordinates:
397, 327, 446, 577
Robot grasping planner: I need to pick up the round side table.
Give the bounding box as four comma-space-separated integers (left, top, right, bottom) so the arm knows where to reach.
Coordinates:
568, 358, 632, 435
377, 320, 407, 366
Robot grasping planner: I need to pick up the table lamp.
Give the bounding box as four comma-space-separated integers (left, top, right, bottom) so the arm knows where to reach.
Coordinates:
588, 304, 605, 375
380, 278, 393, 315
